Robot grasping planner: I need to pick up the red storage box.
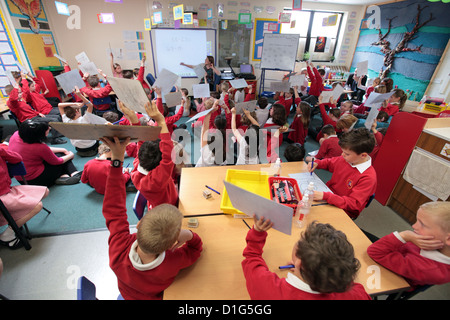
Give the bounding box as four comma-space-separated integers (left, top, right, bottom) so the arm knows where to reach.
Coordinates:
268, 177, 302, 212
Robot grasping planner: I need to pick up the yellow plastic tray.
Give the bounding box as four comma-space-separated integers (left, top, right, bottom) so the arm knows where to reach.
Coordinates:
220, 169, 270, 215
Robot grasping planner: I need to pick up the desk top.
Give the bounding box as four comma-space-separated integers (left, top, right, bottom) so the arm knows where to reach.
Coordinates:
164, 213, 410, 299
178, 162, 304, 216
170, 162, 410, 299
0, 98, 9, 114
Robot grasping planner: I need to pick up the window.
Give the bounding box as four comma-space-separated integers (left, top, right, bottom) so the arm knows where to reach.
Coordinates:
280, 10, 343, 62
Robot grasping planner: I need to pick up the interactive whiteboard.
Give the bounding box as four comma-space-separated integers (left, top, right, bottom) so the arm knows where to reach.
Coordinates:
260, 33, 299, 71
150, 28, 216, 78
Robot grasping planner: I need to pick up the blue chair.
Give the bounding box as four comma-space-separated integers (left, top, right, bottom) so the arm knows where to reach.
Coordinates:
77, 276, 97, 300
132, 191, 148, 220
0, 199, 31, 250
146, 73, 156, 87
365, 193, 375, 208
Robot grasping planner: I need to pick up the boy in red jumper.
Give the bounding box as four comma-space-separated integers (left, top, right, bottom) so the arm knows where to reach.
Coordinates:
20, 73, 60, 117
307, 127, 377, 219
100, 135, 202, 300
306, 125, 341, 162
242, 216, 371, 300
367, 201, 450, 290
80, 69, 113, 114
129, 100, 179, 209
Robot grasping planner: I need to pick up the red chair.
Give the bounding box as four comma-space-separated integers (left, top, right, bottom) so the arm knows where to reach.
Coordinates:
34, 69, 61, 100
437, 110, 450, 118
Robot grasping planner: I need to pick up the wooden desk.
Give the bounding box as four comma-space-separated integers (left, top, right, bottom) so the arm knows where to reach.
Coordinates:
178, 162, 303, 216
0, 98, 9, 115
170, 163, 410, 299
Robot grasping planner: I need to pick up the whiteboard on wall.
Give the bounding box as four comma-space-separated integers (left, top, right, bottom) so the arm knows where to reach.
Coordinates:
260, 33, 299, 71
150, 28, 216, 78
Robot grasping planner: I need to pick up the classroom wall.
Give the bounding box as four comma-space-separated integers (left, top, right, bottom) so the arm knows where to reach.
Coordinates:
38, 0, 366, 92
351, 0, 450, 102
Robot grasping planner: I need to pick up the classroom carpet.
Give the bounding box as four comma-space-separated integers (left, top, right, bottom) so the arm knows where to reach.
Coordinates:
0, 110, 328, 236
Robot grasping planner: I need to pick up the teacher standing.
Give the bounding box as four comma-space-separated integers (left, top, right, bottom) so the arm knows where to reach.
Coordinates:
180, 56, 221, 91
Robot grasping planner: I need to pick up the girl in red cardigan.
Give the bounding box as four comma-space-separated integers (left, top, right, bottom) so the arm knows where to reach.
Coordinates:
287, 101, 311, 145
379, 88, 407, 117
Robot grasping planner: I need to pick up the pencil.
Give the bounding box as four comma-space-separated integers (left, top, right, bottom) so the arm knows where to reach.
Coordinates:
205, 185, 220, 195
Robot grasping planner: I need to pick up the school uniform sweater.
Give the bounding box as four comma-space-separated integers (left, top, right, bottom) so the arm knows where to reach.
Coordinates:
315, 136, 341, 160
21, 78, 53, 115
315, 156, 377, 219
367, 232, 450, 288
0, 147, 22, 196
315, 103, 340, 142
81, 158, 130, 195
242, 228, 371, 300
379, 102, 399, 117
6, 88, 40, 122
307, 66, 324, 97
137, 66, 150, 90
80, 84, 113, 111
131, 132, 178, 209
276, 95, 301, 116
288, 114, 308, 145
103, 166, 202, 300
8, 132, 64, 181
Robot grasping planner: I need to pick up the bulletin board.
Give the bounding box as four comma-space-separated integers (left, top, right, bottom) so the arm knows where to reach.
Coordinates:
252, 18, 280, 62
17, 30, 60, 70
0, 7, 23, 97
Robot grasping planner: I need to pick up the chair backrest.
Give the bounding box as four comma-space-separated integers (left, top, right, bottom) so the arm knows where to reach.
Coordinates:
77, 276, 97, 300
92, 96, 112, 106
438, 110, 450, 118
34, 70, 61, 100
365, 193, 375, 208
132, 190, 148, 220
7, 161, 27, 183
146, 73, 156, 86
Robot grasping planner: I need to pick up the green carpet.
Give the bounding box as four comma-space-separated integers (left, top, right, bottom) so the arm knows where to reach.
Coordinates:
1, 110, 329, 237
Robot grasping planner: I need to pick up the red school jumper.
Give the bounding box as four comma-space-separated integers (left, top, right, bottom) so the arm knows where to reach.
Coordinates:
315, 136, 341, 159
367, 232, 450, 289
81, 158, 130, 195
103, 166, 202, 300
315, 156, 377, 219
242, 228, 371, 300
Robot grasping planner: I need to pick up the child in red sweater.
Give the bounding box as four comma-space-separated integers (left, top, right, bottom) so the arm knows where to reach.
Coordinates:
129, 101, 178, 209
306, 124, 341, 162
287, 101, 311, 145
100, 135, 202, 300
81, 143, 133, 195
367, 201, 450, 290
378, 88, 407, 117
80, 69, 113, 114
308, 127, 377, 219
242, 216, 371, 300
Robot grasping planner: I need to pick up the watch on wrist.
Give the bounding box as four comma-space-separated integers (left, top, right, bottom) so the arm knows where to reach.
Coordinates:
111, 159, 123, 168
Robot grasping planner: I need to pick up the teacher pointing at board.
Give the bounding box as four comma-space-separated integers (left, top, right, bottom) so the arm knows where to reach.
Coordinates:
180, 56, 221, 91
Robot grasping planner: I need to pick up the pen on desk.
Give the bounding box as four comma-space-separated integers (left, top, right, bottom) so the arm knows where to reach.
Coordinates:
278, 264, 295, 269
312, 202, 328, 207
205, 185, 220, 195
112, 118, 125, 125
242, 219, 251, 230
310, 157, 314, 176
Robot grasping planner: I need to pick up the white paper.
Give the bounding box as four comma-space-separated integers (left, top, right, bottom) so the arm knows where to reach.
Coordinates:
185, 107, 215, 123
107, 76, 149, 114
234, 100, 257, 115
320, 84, 344, 103
164, 91, 183, 108
153, 68, 180, 95
289, 74, 306, 88
270, 81, 290, 92
229, 78, 248, 89
193, 63, 206, 80
356, 60, 368, 76
364, 106, 379, 130
192, 83, 210, 98
75, 51, 90, 64
78, 61, 98, 76
223, 181, 293, 235
53, 53, 67, 64
55, 70, 86, 95
364, 91, 395, 107
288, 172, 333, 194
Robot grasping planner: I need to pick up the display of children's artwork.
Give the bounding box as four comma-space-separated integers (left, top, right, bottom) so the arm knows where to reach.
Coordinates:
173, 4, 184, 20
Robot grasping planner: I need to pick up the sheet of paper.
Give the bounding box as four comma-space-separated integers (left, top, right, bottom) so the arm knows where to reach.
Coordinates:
356, 60, 368, 76
48, 122, 161, 142
234, 100, 257, 114
75, 51, 90, 64
270, 81, 290, 92
193, 63, 205, 80
152, 68, 180, 95
107, 76, 149, 114
331, 83, 344, 100
229, 78, 248, 89
289, 74, 306, 88
364, 106, 379, 130
55, 70, 86, 95
223, 181, 293, 235
185, 107, 215, 123
364, 91, 395, 106
78, 61, 98, 76
192, 83, 210, 98
53, 53, 67, 64
164, 91, 183, 108
288, 172, 333, 194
